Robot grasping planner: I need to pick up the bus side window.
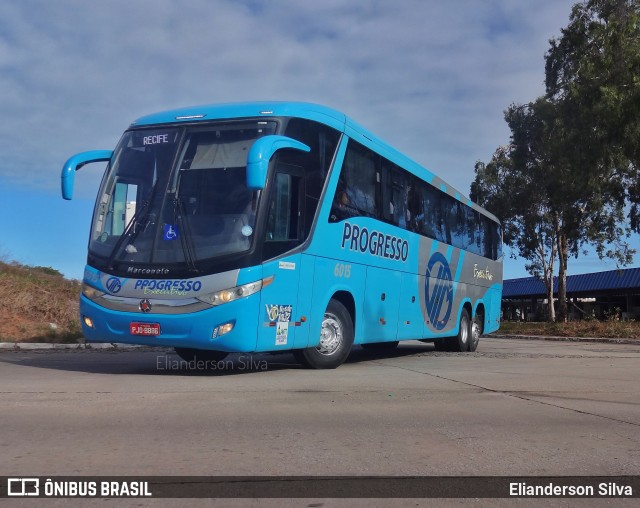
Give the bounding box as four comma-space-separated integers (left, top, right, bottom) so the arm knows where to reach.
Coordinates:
381, 160, 409, 229
282, 119, 340, 238
406, 178, 422, 233
263, 164, 305, 260
266, 173, 300, 241
479, 215, 501, 260
493, 222, 503, 260
470, 211, 483, 257
329, 140, 379, 222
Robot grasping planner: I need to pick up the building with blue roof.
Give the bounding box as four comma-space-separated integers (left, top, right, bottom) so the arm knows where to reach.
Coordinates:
502, 267, 640, 321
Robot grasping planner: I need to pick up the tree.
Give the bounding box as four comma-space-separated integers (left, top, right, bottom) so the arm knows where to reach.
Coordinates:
473, 151, 559, 321
506, 99, 563, 322
472, 100, 560, 322
474, 0, 640, 323
474, 91, 636, 322
544, 0, 640, 320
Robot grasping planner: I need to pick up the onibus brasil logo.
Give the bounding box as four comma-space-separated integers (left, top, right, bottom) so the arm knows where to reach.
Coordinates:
424, 252, 453, 330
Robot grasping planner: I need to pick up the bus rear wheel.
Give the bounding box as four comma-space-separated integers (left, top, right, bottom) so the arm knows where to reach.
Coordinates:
294, 299, 354, 369
469, 313, 483, 352
434, 308, 471, 352
450, 308, 471, 352
174, 347, 229, 363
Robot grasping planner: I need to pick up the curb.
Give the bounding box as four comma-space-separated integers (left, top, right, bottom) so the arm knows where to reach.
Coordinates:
493, 334, 640, 345
2, 336, 639, 350
0, 342, 146, 351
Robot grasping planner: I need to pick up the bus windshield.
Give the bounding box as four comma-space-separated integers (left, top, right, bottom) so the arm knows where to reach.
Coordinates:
89, 121, 276, 271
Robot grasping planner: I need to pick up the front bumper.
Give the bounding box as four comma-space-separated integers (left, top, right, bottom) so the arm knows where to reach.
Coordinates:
80, 293, 259, 352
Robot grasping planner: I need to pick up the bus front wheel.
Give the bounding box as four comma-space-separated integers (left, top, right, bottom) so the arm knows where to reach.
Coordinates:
294, 299, 354, 369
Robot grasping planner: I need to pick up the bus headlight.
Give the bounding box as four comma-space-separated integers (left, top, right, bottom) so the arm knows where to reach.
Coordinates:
82, 283, 105, 300
197, 276, 274, 306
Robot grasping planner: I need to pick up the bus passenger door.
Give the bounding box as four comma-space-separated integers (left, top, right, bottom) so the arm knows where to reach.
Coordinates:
362, 266, 400, 343
397, 272, 425, 340
257, 163, 305, 352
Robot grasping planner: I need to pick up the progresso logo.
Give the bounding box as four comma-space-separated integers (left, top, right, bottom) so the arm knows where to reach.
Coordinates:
424, 252, 453, 331
105, 277, 123, 294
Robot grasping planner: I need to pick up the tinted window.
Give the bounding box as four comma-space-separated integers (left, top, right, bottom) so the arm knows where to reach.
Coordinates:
265, 172, 301, 241
262, 164, 304, 260
382, 160, 410, 229
283, 119, 340, 237
330, 141, 379, 222
327, 138, 502, 260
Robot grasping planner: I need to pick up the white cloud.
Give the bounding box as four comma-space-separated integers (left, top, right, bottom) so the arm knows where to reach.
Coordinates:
0, 0, 576, 199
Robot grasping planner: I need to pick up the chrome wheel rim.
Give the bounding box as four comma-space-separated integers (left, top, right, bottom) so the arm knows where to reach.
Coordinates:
472, 321, 481, 343
317, 313, 342, 356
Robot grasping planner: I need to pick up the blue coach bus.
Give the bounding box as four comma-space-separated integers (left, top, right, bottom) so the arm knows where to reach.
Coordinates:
61, 102, 503, 369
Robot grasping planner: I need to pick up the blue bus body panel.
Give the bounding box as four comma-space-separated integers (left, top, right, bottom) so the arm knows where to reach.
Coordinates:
397, 272, 425, 340
257, 255, 301, 351
308, 256, 367, 345
303, 218, 502, 342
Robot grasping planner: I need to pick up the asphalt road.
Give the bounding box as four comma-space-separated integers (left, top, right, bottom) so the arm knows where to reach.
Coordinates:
1, 337, 639, 506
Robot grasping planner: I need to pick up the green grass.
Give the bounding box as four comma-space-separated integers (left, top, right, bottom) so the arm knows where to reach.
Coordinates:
499, 320, 640, 339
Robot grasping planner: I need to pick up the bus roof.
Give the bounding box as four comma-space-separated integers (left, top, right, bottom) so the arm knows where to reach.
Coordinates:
131, 101, 499, 224
132, 101, 347, 131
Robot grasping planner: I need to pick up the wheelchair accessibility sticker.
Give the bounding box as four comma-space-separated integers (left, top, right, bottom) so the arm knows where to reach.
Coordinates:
163, 224, 178, 241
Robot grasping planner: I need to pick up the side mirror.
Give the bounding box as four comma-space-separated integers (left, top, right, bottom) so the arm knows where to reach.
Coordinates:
61, 150, 113, 200
246, 135, 310, 189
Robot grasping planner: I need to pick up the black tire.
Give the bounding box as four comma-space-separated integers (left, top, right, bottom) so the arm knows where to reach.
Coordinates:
294, 299, 354, 369
174, 347, 229, 363
449, 308, 471, 352
469, 313, 483, 352
433, 339, 451, 351
361, 341, 399, 352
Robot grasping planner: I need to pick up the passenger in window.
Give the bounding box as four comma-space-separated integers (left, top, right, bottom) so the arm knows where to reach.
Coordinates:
330, 187, 357, 222
398, 210, 406, 229
407, 184, 421, 233
339, 190, 349, 206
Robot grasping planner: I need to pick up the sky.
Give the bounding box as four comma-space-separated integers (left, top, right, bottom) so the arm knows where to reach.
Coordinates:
0, 0, 636, 280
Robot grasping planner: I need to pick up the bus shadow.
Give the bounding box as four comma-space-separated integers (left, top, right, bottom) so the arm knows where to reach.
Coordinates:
0, 342, 436, 377
346, 342, 435, 364
0, 350, 295, 377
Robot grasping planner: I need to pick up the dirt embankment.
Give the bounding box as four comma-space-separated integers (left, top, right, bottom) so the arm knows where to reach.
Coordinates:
0, 261, 82, 342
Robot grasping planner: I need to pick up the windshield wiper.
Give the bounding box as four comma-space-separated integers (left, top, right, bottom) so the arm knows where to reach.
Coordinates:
106, 178, 161, 270
173, 196, 200, 274
105, 201, 152, 271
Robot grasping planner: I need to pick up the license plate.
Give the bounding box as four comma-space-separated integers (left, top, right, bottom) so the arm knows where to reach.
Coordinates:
130, 322, 161, 336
